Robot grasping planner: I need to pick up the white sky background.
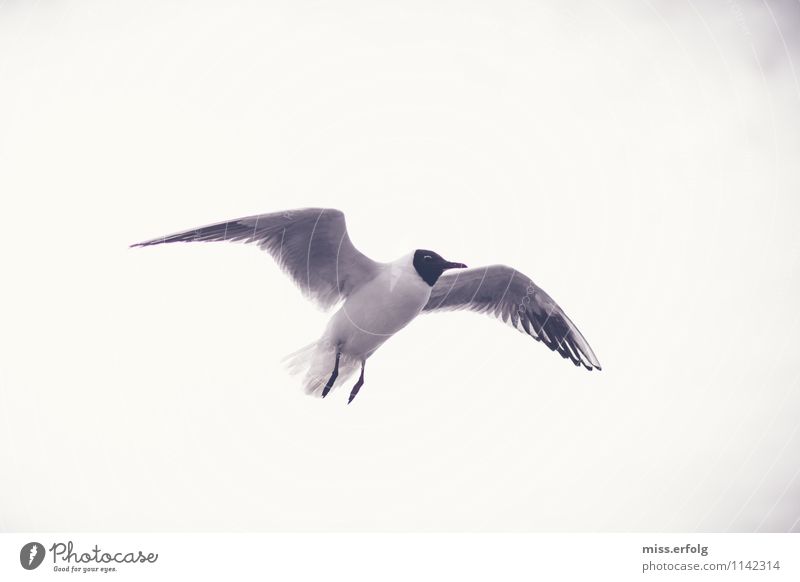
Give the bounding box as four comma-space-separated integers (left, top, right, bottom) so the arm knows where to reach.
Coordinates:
1, 0, 799, 532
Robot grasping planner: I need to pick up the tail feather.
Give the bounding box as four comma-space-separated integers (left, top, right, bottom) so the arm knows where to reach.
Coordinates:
283, 341, 358, 397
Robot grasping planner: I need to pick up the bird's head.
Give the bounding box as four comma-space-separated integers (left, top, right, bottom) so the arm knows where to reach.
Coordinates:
412, 249, 467, 286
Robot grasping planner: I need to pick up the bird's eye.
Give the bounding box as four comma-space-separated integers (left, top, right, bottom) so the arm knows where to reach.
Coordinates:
424, 255, 432, 261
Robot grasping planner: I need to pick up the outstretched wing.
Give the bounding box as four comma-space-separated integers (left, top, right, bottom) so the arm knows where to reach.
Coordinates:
131, 208, 381, 310
424, 264, 601, 370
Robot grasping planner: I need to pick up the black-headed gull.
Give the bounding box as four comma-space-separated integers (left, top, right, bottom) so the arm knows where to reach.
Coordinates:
132, 208, 600, 403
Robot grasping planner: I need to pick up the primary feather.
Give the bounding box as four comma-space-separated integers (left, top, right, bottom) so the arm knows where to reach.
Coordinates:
424, 265, 601, 370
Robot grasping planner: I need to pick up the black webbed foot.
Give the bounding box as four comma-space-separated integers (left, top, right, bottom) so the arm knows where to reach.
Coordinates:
347, 360, 366, 404
322, 351, 341, 398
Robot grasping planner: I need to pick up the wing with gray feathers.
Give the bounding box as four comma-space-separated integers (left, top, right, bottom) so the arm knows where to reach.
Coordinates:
424, 265, 601, 370
131, 208, 380, 310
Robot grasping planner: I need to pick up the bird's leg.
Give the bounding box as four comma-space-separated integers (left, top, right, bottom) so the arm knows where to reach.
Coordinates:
348, 360, 366, 405
321, 351, 341, 398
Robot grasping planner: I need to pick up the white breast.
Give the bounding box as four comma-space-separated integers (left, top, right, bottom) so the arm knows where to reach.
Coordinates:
323, 254, 431, 358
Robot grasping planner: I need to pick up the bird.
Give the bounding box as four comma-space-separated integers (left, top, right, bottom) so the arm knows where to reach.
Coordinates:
131, 207, 601, 403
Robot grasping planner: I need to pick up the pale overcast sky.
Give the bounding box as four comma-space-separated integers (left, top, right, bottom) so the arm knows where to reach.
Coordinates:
1, 1, 798, 532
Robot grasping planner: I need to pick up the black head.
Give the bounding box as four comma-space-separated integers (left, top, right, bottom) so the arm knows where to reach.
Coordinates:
412, 249, 467, 286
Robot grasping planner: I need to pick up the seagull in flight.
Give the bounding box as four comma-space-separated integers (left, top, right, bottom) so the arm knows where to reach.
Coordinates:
132, 208, 600, 403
